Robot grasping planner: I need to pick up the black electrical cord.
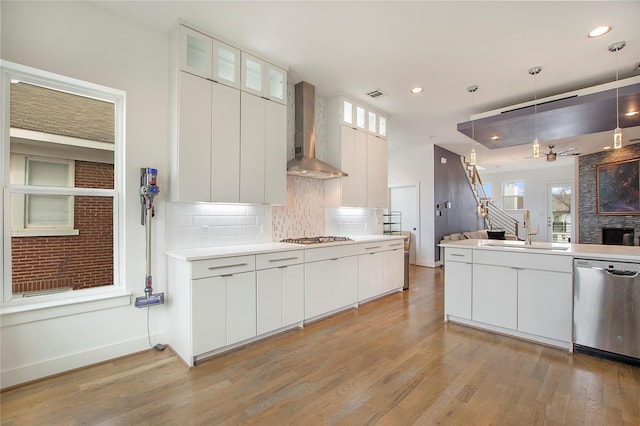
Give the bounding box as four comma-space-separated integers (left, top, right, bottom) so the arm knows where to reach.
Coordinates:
146, 305, 166, 351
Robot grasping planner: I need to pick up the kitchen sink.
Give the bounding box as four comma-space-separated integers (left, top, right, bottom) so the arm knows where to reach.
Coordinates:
481, 241, 570, 251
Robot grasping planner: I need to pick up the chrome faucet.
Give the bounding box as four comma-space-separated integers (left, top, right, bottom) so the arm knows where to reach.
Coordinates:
522, 209, 538, 245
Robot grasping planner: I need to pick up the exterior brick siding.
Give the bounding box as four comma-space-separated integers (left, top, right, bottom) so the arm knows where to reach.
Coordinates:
11, 161, 114, 294
10, 82, 114, 143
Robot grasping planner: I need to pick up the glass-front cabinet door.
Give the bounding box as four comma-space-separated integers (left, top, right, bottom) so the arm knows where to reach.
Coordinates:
180, 26, 212, 79
212, 39, 240, 88
267, 63, 287, 104
378, 115, 387, 138
241, 52, 265, 97
342, 99, 354, 126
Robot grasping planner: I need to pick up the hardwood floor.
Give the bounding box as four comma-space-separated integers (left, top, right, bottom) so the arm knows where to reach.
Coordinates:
2, 265, 639, 425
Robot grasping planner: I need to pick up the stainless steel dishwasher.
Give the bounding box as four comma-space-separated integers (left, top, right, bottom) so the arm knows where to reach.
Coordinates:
573, 258, 640, 365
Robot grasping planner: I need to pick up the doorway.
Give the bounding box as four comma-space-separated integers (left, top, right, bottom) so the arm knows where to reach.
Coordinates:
547, 183, 573, 243
388, 184, 418, 264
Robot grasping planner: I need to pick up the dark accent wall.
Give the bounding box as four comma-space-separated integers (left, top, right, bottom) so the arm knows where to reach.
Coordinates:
434, 145, 484, 261
578, 144, 640, 245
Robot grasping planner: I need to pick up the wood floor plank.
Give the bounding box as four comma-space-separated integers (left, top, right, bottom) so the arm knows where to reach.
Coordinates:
2, 265, 639, 425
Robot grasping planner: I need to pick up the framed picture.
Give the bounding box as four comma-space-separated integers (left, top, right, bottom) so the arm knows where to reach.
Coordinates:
596, 158, 640, 215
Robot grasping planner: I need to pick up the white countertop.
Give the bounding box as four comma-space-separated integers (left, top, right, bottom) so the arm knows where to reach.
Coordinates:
165, 234, 405, 262
440, 239, 640, 262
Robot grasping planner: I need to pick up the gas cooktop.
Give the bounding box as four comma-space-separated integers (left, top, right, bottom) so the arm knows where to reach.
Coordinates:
281, 236, 353, 245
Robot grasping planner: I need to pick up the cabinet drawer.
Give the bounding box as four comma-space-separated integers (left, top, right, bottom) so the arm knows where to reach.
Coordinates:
445, 248, 472, 263
473, 250, 572, 273
305, 244, 358, 263
191, 255, 255, 279
358, 241, 386, 254
256, 250, 304, 270
384, 239, 405, 251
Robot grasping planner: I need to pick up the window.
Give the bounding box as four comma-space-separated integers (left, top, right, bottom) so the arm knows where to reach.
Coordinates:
1, 61, 124, 303
503, 181, 525, 210
476, 183, 492, 201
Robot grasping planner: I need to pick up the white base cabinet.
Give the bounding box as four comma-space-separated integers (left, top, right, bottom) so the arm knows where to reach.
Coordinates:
443, 248, 473, 320
304, 244, 359, 321
443, 246, 573, 350
256, 251, 304, 335
358, 240, 405, 303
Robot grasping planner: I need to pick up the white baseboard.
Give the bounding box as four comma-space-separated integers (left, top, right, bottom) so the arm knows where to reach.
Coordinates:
1, 332, 167, 389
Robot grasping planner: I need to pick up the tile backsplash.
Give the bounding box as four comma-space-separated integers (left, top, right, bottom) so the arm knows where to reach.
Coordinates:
272, 176, 325, 240
165, 203, 272, 249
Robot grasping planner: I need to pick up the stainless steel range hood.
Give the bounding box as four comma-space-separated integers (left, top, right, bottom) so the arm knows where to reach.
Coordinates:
287, 81, 347, 179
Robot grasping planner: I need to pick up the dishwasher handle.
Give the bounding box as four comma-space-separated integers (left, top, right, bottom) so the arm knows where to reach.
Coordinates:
605, 269, 639, 278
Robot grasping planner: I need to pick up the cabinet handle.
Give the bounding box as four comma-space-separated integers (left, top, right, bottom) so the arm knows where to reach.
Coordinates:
278, 266, 288, 269
208, 262, 248, 270
450, 254, 465, 257
331, 258, 339, 261
269, 257, 299, 263
365, 246, 382, 250
220, 274, 233, 277
389, 243, 403, 247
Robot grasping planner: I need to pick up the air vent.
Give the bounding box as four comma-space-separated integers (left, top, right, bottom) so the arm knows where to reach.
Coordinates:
366, 89, 386, 99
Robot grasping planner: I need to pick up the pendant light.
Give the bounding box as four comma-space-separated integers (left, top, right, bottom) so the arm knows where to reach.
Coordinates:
467, 85, 478, 166
609, 41, 626, 149
528, 66, 542, 158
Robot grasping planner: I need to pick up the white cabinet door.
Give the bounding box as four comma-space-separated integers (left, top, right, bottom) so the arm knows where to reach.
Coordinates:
305, 260, 334, 320
240, 92, 266, 203
472, 263, 517, 330
211, 82, 240, 202
226, 272, 256, 345
444, 261, 472, 320
241, 52, 265, 97
340, 126, 367, 207
517, 269, 573, 342
177, 72, 212, 202
333, 256, 358, 310
264, 101, 286, 205
212, 39, 240, 88
358, 251, 384, 301
383, 247, 404, 292
256, 268, 282, 335
266, 63, 287, 104
192, 277, 226, 355
180, 26, 212, 79
367, 135, 388, 209
282, 264, 304, 326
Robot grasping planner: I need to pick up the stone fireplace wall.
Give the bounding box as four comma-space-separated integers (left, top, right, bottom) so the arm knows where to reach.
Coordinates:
578, 143, 640, 244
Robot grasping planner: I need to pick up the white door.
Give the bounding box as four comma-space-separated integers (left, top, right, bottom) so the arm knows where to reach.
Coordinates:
388, 185, 418, 264
547, 183, 573, 243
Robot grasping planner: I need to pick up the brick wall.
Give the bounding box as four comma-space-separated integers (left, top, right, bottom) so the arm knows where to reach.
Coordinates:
11, 161, 114, 295
10, 82, 114, 143
578, 144, 640, 244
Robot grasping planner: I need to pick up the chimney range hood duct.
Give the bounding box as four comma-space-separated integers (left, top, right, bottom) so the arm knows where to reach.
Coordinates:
287, 81, 348, 179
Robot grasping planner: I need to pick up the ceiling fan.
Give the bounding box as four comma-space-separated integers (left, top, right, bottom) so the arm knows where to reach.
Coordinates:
544, 144, 580, 162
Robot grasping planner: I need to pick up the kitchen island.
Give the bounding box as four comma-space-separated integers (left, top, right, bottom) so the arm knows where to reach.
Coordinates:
165, 235, 406, 366
439, 239, 639, 351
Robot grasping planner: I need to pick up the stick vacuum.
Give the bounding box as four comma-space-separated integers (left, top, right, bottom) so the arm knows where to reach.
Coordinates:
135, 167, 165, 308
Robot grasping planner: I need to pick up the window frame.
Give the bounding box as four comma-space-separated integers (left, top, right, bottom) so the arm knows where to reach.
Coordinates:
1, 60, 126, 307
502, 180, 525, 211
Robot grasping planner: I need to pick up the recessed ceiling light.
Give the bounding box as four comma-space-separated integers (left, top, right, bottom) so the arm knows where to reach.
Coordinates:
491, 135, 500, 140
588, 25, 612, 38
410, 87, 423, 94
625, 110, 639, 117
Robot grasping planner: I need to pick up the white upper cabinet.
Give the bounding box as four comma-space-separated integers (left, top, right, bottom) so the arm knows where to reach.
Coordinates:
212, 39, 241, 88
241, 52, 287, 104
180, 26, 213, 79
267, 63, 287, 104
339, 97, 387, 139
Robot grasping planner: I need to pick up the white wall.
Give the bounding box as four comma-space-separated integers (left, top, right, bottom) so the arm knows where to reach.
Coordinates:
1, 2, 170, 388
388, 144, 435, 267
481, 161, 576, 242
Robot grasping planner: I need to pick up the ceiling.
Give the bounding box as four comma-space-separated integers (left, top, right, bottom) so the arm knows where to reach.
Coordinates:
94, 1, 640, 173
